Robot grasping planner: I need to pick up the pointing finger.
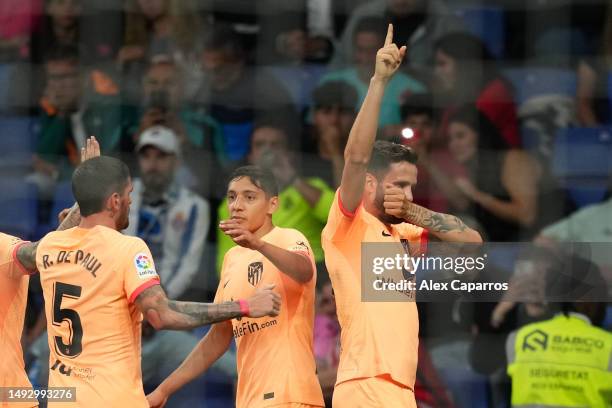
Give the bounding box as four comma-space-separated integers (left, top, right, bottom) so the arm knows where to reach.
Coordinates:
384, 23, 393, 46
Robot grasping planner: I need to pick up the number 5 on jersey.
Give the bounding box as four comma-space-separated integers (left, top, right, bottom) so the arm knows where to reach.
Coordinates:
52, 282, 83, 358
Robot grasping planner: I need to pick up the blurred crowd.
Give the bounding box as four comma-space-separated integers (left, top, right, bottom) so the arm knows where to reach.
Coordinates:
1, 0, 611, 407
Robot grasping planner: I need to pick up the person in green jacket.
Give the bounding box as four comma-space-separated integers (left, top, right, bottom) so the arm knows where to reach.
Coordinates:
216, 117, 334, 274
506, 252, 611, 407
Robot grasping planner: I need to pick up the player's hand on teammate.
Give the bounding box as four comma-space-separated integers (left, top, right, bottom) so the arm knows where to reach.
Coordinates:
80, 136, 101, 163
247, 283, 281, 317
374, 24, 406, 82
383, 184, 411, 220
219, 220, 265, 250
146, 388, 168, 408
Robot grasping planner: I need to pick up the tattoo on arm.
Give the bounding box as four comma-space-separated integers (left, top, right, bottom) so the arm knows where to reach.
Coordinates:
167, 300, 242, 327
404, 203, 467, 233
136, 285, 241, 330
16, 242, 39, 273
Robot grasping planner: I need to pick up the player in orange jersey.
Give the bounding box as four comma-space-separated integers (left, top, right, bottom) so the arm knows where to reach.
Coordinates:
147, 165, 324, 408
36, 157, 280, 408
0, 137, 101, 408
322, 24, 482, 407
1, 233, 40, 408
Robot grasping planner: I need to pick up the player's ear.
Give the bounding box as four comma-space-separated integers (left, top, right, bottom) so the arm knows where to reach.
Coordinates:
267, 195, 279, 214
107, 192, 121, 213
365, 172, 377, 193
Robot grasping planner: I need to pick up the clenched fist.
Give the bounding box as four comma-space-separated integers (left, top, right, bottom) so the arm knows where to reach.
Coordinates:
246, 283, 281, 318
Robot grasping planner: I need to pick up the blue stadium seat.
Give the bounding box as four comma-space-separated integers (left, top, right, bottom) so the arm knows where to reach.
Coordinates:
453, 5, 505, 58
552, 127, 612, 208
49, 181, 75, 230
0, 179, 38, 239
503, 68, 577, 105
0, 116, 40, 169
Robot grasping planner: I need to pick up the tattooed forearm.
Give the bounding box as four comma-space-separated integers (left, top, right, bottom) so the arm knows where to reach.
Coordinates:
404, 202, 467, 233
167, 300, 242, 328
136, 285, 241, 330
17, 242, 39, 273
422, 213, 467, 233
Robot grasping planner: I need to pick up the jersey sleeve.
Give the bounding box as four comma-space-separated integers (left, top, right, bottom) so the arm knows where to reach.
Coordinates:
11, 240, 35, 277
122, 238, 161, 303
284, 229, 317, 282
322, 189, 363, 243
285, 230, 315, 262
0, 233, 34, 278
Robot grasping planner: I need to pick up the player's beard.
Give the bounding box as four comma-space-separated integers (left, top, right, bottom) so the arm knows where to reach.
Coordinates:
374, 182, 404, 225
117, 200, 130, 230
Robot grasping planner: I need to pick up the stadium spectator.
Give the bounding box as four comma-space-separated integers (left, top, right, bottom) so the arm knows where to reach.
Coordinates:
216, 118, 333, 274
505, 255, 611, 407
30, 0, 117, 65
333, 0, 465, 69
125, 56, 223, 196
30, 0, 81, 64
302, 81, 358, 188
395, 92, 467, 213
194, 23, 297, 163
576, 5, 612, 126
30, 46, 126, 196
434, 32, 520, 148
536, 197, 612, 272
446, 106, 539, 241
119, 0, 207, 101
123, 126, 210, 300
258, 12, 333, 114
319, 16, 425, 128
258, 10, 334, 65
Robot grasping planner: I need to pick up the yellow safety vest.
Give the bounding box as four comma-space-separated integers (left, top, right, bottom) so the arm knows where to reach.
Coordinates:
507, 313, 612, 407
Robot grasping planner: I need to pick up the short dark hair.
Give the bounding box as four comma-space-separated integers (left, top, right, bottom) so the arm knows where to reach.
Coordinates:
72, 156, 131, 216
353, 16, 387, 40
447, 104, 508, 152
312, 81, 358, 111
250, 113, 300, 152
202, 23, 244, 59
400, 93, 435, 122
228, 165, 279, 197
368, 140, 418, 178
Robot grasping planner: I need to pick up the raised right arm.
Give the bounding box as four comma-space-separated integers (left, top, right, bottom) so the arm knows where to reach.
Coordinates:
339, 24, 406, 213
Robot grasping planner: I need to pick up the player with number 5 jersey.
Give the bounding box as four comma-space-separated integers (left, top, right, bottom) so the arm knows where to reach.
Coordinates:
36, 156, 280, 407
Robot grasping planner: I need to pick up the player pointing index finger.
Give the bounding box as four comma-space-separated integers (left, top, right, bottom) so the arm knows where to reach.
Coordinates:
322, 22, 481, 407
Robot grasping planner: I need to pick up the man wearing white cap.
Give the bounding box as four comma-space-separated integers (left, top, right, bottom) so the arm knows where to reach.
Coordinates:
124, 125, 211, 300
124, 125, 233, 406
